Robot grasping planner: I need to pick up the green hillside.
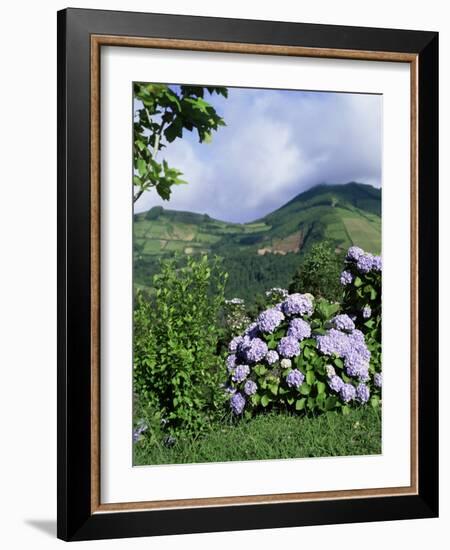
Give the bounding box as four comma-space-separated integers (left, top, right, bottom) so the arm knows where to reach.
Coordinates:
134, 182, 381, 301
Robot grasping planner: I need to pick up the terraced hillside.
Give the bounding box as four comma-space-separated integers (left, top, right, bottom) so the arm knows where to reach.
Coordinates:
134, 182, 381, 300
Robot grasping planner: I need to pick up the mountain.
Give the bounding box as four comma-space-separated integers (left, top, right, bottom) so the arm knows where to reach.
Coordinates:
134, 182, 381, 300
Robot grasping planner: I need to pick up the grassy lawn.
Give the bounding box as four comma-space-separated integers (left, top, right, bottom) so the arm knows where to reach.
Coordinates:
133, 407, 381, 466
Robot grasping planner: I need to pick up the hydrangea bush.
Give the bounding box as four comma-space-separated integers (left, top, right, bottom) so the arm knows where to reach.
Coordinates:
224, 247, 382, 417
340, 246, 382, 389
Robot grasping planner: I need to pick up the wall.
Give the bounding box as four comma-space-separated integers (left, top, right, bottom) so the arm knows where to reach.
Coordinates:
0, 1, 447, 548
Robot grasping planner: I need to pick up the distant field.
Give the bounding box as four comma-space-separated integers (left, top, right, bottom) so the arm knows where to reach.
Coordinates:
133, 182, 382, 300
342, 216, 381, 254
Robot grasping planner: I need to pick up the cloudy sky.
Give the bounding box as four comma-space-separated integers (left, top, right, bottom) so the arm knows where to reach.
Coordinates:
134, 86, 382, 223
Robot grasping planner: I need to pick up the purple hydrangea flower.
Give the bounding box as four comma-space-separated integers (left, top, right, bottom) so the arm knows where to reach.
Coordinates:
348, 329, 366, 346
372, 255, 382, 271
328, 375, 344, 392
245, 338, 268, 363
316, 328, 350, 356
362, 305, 372, 319
244, 379, 257, 396
356, 253, 374, 274
358, 366, 370, 382
278, 336, 301, 358
356, 383, 370, 404
230, 392, 246, 415
224, 385, 236, 395
287, 318, 311, 341
374, 372, 382, 388
352, 342, 371, 364
257, 307, 285, 334
340, 383, 356, 403
345, 348, 369, 378
282, 293, 313, 317
346, 246, 364, 262
228, 335, 243, 352
232, 364, 250, 383
286, 369, 305, 388
340, 270, 353, 285
266, 350, 279, 365
226, 354, 237, 372
332, 314, 355, 332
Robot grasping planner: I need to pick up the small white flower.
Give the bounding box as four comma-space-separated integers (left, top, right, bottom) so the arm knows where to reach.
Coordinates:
325, 364, 336, 378
280, 358, 292, 369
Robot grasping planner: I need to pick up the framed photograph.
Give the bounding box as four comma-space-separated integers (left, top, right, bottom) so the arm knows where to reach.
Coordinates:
57, 8, 438, 541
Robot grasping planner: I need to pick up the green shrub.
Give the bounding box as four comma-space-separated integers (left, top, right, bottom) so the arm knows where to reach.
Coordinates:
134, 255, 227, 435
289, 241, 342, 301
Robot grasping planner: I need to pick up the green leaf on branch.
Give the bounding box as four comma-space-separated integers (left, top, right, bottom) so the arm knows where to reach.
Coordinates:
261, 394, 271, 408
325, 396, 338, 410
295, 398, 306, 411
317, 381, 326, 394
299, 383, 311, 396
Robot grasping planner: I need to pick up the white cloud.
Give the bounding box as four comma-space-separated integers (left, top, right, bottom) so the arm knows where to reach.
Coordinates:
135, 88, 382, 222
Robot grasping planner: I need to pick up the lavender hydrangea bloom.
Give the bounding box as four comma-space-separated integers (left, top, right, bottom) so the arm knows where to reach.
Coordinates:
340, 270, 353, 285
280, 358, 292, 369
316, 328, 350, 356
228, 335, 243, 352
244, 380, 257, 396
277, 336, 300, 358
257, 307, 285, 334
374, 372, 382, 388
345, 348, 369, 378
356, 383, 370, 404
372, 255, 382, 271
339, 383, 356, 403
230, 392, 246, 415
282, 293, 313, 317
245, 338, 268, 363
287, 318, 311, 341
224, 385, 236, 395
346, 246, 364, 262
266, 350, 279, 365
353, 342, 371, 364
328, 375, 344, 392
226, 354, 237, 372
332, 314, 355, 332
358, 366, 370, 382
286, 369, 305, 388
356, 253, 374, 274
362, 305, 372, 319
232, 364, 250, 383
348, 329, 366, 345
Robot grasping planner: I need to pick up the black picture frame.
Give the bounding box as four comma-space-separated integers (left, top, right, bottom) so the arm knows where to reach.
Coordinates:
57, 7, 438, 542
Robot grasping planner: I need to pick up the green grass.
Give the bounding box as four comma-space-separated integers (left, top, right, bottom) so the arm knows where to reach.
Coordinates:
133, 407, 381, 466
342, 217, 381, 254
